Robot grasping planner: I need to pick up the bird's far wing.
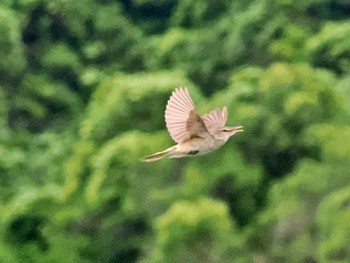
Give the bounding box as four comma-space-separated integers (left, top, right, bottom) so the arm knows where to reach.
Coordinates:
165, 87, 208, 143
201, 106, 228, 135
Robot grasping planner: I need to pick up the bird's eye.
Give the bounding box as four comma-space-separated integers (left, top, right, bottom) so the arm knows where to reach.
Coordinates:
222, 129, 229, 132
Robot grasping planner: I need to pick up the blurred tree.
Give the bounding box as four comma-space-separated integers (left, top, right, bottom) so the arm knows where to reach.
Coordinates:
317, 186, 350, 262
143, 198, 249, 263
119, 0, 177, 33
170, 0, 230, 28
228, 63, 341, 177
57, 71, 199, 262
250, 122, 350, 262
0, 7, 26, 81
0, 0, 350, 262
13, 73, 82, 131
62, 70, 198, 200
179, 146, 262, 227
306, 21, 350, 74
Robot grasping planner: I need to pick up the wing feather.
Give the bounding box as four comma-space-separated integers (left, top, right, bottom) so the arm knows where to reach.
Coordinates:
165, 87, 208, 143
202, 106, 228, 135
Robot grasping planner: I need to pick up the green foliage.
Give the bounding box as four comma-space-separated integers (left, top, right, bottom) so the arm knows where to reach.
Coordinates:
85, 131, 171, 205
226, 63, 342, 178
62, 71, 198, 202
274, 0, 329, 11
41, 43, 81, 72
0, 7, 26, 78
144, 198, 248, 263
17, 73, 82, 127
171, 0, 230, 28
303, 124, 350, 161
181, 146, 262, 226
146, 0, 275, 95
254, 157, 349, 262
80, 71, 198, 141
251, 119, 350, 262
307, 21, 350, 74
269, 24, 311, 61
317, 187, 350, 262
1, 0, 350, 262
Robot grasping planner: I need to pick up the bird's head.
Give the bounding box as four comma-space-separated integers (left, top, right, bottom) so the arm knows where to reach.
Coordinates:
215, 125, 244, 141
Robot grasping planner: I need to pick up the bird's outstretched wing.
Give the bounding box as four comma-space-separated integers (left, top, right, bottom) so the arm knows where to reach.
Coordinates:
202, 106, 228, 135
165, 87, 208, 144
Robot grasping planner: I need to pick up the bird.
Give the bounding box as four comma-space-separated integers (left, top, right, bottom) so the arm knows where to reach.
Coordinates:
143, 87, 243, 162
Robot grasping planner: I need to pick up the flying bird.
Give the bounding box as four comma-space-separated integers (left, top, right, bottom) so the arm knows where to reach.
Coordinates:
143, 87, 243, 162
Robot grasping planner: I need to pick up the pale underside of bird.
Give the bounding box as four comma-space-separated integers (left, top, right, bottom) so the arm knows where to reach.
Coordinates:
143, 87, 243, 162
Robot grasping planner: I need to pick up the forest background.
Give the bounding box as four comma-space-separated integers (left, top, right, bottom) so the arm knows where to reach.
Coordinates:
0, 0, 350, 262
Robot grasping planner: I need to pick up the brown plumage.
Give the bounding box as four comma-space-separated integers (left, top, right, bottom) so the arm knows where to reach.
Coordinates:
143, 87, 243, 162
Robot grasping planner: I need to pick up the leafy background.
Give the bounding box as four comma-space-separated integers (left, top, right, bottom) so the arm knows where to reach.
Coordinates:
0, 0, 350, 262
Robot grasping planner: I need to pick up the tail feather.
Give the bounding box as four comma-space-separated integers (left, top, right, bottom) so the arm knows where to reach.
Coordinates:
143, 151, 167, 162
142, 147, 175, 162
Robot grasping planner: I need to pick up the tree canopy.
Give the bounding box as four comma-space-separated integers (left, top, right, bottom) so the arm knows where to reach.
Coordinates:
0, 0, 349, 262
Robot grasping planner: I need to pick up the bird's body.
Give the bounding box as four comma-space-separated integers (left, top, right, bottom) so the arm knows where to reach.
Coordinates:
143, 87, 243, 162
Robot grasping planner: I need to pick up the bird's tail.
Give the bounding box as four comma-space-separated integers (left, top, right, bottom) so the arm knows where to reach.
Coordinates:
142, 146, 175, 162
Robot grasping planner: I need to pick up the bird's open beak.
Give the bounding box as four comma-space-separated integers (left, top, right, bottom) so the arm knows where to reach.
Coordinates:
229, 126, 244, 133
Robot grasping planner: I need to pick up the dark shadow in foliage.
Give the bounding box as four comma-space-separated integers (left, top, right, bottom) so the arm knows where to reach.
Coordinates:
307, 0, 350, 20
6, 215, 48, 251
109, 248, 140, 263
117, 217, 149, 239
103, 217, 149, 263
211, 175, 257, 227
22, 5, 45, 45
119, 0, 177, 33
262, 148, 299, 178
